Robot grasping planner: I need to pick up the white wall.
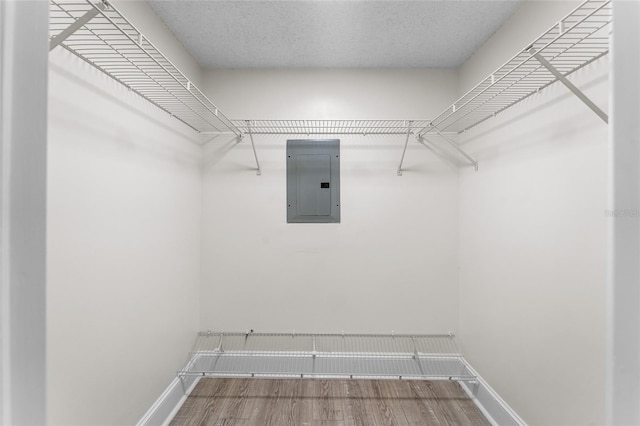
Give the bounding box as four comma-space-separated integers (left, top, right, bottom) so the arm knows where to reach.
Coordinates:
0, 2, 48, 424
202, 69, 456, 119
44, 0, 615, 423
457, 2, 608, 425
200, 70, 461, 333
47, 3, 203, 424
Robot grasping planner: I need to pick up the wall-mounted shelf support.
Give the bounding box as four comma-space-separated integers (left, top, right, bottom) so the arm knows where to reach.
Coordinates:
246, 121, 262, 176
397, 121, 413, 176
49, 0, 105, 51
426, 125, 478, 171
528, 46, 609, 123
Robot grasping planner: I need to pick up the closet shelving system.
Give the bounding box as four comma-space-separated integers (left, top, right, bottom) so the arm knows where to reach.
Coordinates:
49, 0, 241, 136
49, 0, 610, 175
49, 0, 611, 383
233, 0, 611, 173
419, 0, 610, 139
179, 332, 474, 382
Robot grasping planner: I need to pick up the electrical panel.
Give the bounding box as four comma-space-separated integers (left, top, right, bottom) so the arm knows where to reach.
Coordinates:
286, 139, 340, 223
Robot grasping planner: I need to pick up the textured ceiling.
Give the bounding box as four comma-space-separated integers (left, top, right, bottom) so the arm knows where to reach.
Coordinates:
148, 1, 523, 69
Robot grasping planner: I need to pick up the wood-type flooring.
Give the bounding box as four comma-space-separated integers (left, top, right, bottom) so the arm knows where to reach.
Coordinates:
170, 378, 490, 425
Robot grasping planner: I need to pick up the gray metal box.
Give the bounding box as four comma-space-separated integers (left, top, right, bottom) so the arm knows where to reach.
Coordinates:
287, 139, 340, 223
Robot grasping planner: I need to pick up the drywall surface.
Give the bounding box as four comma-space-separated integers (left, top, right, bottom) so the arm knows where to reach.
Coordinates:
202, 69, 457, 119
459, 61, 608, 426
48, 4, 205, 424
457, 2, 608, 424
47, 48, 201, 426
200, 69, 461, 334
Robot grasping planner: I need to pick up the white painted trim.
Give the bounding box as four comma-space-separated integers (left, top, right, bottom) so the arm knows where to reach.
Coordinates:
160, 378, 201, 426
459, 358, 527, 426
459, 383, 499, 426
607, 2, 640, 424
0, 3, 8, 420
0, 2, 48, 424
136, 355, 202, 426
136, 377, 182, 426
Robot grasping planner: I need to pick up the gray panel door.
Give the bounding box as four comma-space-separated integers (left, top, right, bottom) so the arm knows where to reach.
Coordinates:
287, 139, 340, 223
297, 154, 331, 216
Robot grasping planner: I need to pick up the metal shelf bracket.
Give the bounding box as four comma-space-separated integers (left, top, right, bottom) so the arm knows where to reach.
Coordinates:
49, 0, 106, 51
528, 46, 609, 123
397, 121, 413, 176
427, 125, 478, 171
246, 120, 262, 176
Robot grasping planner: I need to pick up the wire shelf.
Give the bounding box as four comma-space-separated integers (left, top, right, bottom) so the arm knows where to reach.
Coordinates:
49, 0, 241, 135
179, 332, 474, 382
49, 0, 608, 172
419, 0, 611, 135
233, 120, 433, 136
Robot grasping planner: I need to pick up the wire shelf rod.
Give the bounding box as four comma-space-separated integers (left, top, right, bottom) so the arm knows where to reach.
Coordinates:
197, 331, 456, 338
177, 371, 476, 381
231, 120, 435, 136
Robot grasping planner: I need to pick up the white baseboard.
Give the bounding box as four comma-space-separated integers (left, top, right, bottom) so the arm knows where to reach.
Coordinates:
459, 358, 527, 426
136, 357, 202, 426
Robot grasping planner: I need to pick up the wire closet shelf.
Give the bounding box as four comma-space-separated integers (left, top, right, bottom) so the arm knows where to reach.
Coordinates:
48, 0, 610, 170
418, 0, 611, 136
178, 332, 476, 382
233, 120, 433, 136
49, 0, 241, 135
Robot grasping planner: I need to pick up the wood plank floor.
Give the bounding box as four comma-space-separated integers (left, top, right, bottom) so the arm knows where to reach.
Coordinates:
170, 379, 490, 426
